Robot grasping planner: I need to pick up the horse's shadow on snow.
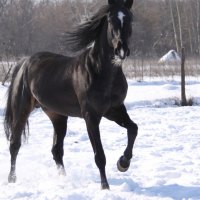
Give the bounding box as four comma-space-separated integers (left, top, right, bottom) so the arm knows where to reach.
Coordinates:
109, 178, 200, 199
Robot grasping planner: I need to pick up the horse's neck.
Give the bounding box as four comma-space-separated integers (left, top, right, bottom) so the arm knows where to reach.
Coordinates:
89, 27, 116, 73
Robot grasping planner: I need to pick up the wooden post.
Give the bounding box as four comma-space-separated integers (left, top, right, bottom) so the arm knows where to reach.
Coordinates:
181, 47, 187, 106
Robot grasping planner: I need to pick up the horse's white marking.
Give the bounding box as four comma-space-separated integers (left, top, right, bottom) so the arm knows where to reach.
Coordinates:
120, 49, 125, 58
118, 11, 125, 28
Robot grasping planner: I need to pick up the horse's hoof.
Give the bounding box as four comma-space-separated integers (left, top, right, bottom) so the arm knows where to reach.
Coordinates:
117, 156, 130, 172
57, 165, 66, 176
101, 182, 110, 190
8, 173, 17, 183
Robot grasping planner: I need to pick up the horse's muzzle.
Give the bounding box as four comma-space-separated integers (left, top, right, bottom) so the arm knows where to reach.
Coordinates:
114, 46, 130, 60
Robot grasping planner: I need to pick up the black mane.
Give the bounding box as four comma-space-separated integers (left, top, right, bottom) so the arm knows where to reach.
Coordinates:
63, 5, 111, 55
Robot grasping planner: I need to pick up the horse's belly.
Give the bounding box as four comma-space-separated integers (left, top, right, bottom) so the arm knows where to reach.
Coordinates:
32, 87, 82, 117
50, 101, 82, 117
42, 97, 82, 117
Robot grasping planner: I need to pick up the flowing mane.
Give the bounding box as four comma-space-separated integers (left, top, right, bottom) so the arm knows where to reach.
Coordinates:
63, 5, 111, 55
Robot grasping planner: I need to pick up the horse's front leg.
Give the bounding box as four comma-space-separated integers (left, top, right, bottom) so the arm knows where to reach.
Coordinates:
84, 111, 109, 190
105, 104, 138, 172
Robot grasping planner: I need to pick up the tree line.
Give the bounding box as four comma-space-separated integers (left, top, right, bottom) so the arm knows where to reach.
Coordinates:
0, 0, 200, 59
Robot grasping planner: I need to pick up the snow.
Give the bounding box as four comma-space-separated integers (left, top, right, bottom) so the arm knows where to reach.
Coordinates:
159, 50, 181, 65
1, 77, 200, 200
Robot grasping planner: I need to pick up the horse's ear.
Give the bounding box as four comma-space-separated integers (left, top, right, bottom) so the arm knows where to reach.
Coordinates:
108, 0, 133, 8
108, 0, 116, 5
124, 0, 134, 9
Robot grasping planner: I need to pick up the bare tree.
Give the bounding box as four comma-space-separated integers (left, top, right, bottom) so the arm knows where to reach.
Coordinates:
196, 0, 200, 54
0, 0, 200, 58
175, 0, 183, 49
169, 0, 180, 52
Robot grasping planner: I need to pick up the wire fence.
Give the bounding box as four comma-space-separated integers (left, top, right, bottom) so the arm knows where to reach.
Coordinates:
123, 57, 200, 80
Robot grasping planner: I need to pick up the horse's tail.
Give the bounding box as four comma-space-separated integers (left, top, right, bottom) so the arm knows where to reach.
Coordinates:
4, 57, 31, 141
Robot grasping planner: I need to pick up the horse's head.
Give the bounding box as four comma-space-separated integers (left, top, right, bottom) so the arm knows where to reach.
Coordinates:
107, 0, 133, 65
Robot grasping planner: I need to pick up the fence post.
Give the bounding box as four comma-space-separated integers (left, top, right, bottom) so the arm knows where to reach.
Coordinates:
181, 47, 187, 106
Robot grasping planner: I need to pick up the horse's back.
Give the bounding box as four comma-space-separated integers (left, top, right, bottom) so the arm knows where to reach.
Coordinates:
26, 52, 82, 117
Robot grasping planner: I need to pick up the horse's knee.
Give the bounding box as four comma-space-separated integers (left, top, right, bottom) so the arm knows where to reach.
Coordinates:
127, 121, 138, 134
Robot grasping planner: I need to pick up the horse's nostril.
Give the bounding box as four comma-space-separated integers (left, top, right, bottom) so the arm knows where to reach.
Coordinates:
114, 48, 118, 56
126, 48, 130, 57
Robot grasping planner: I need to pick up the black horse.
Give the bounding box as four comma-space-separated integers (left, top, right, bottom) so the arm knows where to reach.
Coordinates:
4, 0, 138, 189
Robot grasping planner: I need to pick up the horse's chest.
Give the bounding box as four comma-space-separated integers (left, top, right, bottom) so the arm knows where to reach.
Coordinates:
74, 67, 127, 114
87, 83, 126, 114
87, 86, 111, 111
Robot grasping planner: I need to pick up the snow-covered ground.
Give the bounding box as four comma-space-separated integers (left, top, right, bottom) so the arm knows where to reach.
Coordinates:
1, 77, 200, 200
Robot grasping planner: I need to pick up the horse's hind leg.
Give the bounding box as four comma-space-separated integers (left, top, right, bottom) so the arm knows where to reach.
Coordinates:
8, 107, 33, 183
105, 104, 138, 172
43, 110, 67, 175
8, 130, 22, 183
